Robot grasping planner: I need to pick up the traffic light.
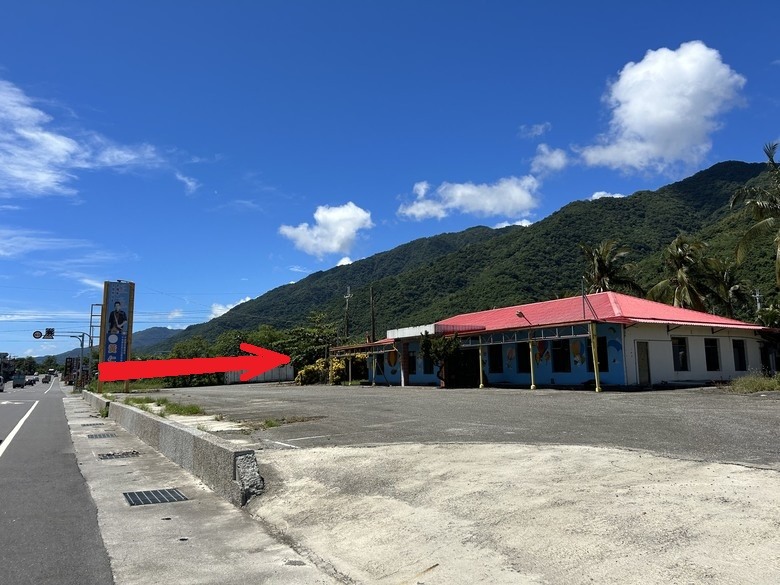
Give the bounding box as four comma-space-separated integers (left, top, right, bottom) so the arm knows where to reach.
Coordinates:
44, 328, 55, 339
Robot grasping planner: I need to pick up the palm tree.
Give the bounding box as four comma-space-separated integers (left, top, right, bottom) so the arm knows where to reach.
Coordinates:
648, 234, 709, 311
579, 240, 643, 295
730, 142, 780, 285
702, 257, 750, 318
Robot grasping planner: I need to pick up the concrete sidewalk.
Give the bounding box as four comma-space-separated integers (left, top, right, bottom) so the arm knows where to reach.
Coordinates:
64, 393, 338, 585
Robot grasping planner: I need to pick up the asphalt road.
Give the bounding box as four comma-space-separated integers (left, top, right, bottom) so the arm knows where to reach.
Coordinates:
150, 383, 780, 470
0, 379, 114, 585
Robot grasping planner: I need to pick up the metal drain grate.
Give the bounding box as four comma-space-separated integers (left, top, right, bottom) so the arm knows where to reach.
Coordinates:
97, 450, 140, 460
82, 422, 105, 427
87, 432, 117, 439
123, 489, 188, 506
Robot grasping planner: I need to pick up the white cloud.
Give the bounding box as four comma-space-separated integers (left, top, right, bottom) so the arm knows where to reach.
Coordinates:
175, 172, 200, 195
494, 219, 533, 229
78, 277, 105, 290
0, 78, 162, 198
278, 202, 374, 258
398, 176, 539, 220
209, 296, 252, 320
0, 204, 21, 211
590, 191, 625, 200
0, 227, 89, 257
412, 181, 430, 198
0, 308, 88, 322
168, 308, 183, 320
288, 265, 311, 274
518, 122, 551, 138
579, 41, 746, 173
530, 143, 569, 175
337, 257, 352, 266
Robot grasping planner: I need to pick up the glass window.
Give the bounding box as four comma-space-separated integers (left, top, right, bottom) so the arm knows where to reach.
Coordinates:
672, 337, 688, 371
551, 339, 571, 373
423, 355, 434, 375
732, 339, 747, 371
704, 339, 720, 371
586, 336, 609, 372
407, 351, 417, 375
517, 343, 531, 373
488, 345, 504, 374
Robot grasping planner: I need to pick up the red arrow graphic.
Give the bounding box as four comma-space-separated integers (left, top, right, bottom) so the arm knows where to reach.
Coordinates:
98, 343, 290, 383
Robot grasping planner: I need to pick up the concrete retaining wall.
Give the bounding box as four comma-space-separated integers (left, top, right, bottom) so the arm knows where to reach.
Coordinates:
81, 391, 263, 507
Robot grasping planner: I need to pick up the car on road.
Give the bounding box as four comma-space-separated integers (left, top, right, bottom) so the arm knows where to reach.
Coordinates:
42, 374, 51, 383
13, 373, 26, 388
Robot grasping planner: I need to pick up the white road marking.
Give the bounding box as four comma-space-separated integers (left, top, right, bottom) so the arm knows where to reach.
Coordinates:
0, 400, 39, 459
262, 439, 300, 449
286, 434, 332, 442
44, 381, 55, 394
0, 401, 26, 405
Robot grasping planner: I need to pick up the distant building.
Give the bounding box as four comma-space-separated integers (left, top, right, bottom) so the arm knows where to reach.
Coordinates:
331, 292, 773, 390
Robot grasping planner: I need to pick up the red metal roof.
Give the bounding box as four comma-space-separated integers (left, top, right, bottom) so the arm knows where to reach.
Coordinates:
434, 292, 763, 334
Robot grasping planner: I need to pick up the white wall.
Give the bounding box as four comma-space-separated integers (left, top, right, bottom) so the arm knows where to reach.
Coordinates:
623, 324, 763, 386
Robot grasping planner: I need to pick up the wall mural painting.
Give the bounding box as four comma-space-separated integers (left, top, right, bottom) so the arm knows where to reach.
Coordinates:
534, 340, 550, 365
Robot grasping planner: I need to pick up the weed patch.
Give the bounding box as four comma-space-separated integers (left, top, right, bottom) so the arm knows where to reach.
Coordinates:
728, 373, 780, 394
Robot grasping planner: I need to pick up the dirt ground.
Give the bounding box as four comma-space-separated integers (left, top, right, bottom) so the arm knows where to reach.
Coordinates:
249, 443, 780, 584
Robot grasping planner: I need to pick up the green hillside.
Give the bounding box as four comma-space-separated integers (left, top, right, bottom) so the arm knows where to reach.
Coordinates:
148, 160, 771, 354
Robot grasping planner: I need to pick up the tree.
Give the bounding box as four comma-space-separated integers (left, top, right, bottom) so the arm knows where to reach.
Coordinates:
165, 336, 221, 388
648, 234, 710, 311
579, 239, 643, 295
419, 331, 460, 388
730, 142, 780, 285
756, 303, 780, 328
701, 257, 751, 318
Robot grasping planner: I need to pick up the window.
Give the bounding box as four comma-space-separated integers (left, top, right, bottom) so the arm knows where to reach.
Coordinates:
423, 355, 434, 375
672, 337, 688, 371
408, 351, 417, 375
704, 339, 720, 371
586, 336, 609, 372
732, 339, 747, 371
516, 343, 531, 373
488, 345, 504, 374
551, 339, 571, 373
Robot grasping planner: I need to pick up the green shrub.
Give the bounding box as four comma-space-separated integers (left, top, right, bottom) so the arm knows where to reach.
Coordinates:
295, 358, 328, 385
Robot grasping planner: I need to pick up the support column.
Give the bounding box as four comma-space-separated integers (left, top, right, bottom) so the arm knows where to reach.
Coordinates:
478, 345, 485, 389
528, 339, 536, 390
589, 321, 602, 392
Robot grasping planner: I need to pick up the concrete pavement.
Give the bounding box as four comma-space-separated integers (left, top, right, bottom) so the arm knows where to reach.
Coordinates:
64, 392, 337, 585
74, 382, 780, 584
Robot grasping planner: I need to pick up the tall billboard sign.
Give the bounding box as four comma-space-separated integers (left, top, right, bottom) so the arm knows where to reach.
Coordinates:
99, 281, 135, 365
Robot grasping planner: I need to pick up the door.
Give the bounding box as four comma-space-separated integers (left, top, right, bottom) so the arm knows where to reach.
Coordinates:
637, 341, 651, 388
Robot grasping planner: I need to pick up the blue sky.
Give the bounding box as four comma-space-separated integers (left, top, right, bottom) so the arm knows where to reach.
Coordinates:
1, 1, 778, 358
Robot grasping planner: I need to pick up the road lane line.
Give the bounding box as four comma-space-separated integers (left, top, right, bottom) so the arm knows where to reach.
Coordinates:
0, 400, 39, 459
262, 439, 300, 449
44, 381, 55, 394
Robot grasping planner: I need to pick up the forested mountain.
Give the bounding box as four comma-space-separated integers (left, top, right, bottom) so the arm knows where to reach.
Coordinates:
148, 160, 771, 354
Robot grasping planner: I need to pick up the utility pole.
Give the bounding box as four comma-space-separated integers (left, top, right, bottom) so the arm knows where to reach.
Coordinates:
370, 285, 376, 343
344, 286, 353, 340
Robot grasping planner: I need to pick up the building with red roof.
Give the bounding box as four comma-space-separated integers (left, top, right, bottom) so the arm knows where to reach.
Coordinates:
333, 292, 770, 390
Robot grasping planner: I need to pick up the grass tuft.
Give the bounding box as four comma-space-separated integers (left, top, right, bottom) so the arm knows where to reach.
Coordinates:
728, 373, 780, 394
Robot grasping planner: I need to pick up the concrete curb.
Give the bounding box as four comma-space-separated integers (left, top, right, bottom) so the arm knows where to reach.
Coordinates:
81, 391, 264, 507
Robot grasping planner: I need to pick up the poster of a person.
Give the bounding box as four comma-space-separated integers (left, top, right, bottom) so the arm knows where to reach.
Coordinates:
108, 301, 128, 334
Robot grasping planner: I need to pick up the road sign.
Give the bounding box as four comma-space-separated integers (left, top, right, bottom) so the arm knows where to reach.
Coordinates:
33, 330, 43, 339
43, 328, 55, 339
